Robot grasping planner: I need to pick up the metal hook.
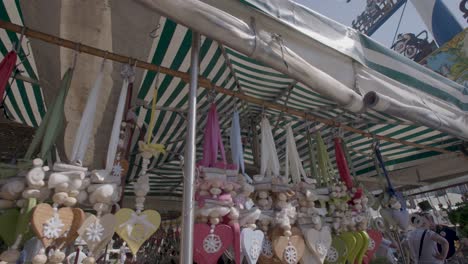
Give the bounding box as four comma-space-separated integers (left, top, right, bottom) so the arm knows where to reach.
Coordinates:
149, 23, 161, 38
72, 42, 81, 70
15, 26, 26, 53
14, 40, 31, 70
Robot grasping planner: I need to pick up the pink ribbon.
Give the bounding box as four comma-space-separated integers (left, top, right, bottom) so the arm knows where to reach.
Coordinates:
199, 104, 227, 167
0, 51, 17, 104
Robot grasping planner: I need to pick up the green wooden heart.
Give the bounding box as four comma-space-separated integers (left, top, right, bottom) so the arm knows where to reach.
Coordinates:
15, 198, 36, 243
0, 209, 20, 246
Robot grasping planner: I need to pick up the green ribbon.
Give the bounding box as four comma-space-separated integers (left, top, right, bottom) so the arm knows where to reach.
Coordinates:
25, 68, 74, 161
306, 130, 318, 181
316, 132, 334, 186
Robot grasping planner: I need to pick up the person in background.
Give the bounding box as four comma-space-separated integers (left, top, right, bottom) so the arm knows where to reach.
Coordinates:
457, 238, 468, 264
434, 224, 459, 261
375, 237, 398, 264
406, 212, 449, 264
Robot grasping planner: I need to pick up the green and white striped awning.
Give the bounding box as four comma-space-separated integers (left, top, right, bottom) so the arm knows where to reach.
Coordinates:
0, 1, 45, 128
0, 1, 463, 200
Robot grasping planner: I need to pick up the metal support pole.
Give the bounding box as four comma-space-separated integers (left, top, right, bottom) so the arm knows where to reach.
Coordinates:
180, 31, 199, 264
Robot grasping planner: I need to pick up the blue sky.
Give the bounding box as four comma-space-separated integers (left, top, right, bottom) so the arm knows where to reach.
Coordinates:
295, 0, 466, 47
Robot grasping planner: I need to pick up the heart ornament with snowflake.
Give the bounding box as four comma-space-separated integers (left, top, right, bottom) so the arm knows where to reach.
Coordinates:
303, 226, 332, 263
365, 229, 383, 261
272, 227, 305, 264
241, 228, 264, 264
193, 224, 233, 264
115, 208, 161, 255
31, 203, 84, 248
78, 214, 116, 255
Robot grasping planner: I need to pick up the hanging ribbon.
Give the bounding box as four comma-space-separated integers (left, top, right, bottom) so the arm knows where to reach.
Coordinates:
147, 80, 157, 145
229, 110, 245, 174
0, 50, 17, 104
139, 76, 166, 156
70, 60, 106, 164
260, 118, 280, 177
24, 68, 74, 161
199, 104, 227, 168
340, 138, 356, 179
305, 129, 318, 181
105, 65, 133, 172
285, 125, 307, 184
374, 141, 407, 210
373, 142, 394, 194
315, 132, 333, 186
334, 137, 353, 190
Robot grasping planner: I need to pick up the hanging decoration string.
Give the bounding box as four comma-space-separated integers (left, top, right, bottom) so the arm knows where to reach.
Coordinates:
315, 131, 333, 186
105, 64, 134, 172
70, 59, 106, 164
230, 109, 246, 176
260, 118, 280, 178
25, 68, 74, 161
305, 127, 318, 181
139, 71, 166, 156
199, 103, 227, 167
147, 74, 159, 145
285, 124, 308, 184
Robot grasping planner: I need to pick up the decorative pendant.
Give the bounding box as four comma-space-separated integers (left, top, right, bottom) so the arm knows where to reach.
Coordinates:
43, 214, 64, 239
85, 221, 104, 242
326, 246, 339, 263
261, 238, 273, 258
249, 238, 261, 260
203, 233, 222, 253
283, 243, 298, 264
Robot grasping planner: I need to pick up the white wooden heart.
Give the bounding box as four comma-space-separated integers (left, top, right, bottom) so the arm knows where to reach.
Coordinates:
241, 228, 264, 264
300, 246, 321, 264
304, 226, 332, 263
77, 214, 116, 255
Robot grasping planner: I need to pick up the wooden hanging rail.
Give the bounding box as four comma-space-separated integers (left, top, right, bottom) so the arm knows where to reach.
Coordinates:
0, 20, 462, 157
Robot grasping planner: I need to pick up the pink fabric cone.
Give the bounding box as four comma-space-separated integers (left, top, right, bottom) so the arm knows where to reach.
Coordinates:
0, 51, 17, 102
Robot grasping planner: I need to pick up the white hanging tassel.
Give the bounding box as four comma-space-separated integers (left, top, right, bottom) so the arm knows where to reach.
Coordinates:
285, 125, 306, 184
260, 118, 280, 178
70, 60, 106, 164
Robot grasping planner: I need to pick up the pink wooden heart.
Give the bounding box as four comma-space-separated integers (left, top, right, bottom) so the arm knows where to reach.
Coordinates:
193, 224, 233, 264
365, 229, 383, 261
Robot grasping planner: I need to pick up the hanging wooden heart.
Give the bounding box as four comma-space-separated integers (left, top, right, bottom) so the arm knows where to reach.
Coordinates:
339, 232, 358, 264
0, 209, 19, 246
272, 227, 305, 264
115, 208, 161, 255
299, 247, 319, 264
193, 224, 233, 264
31, 204, 75, 248
78, 213, 116, 254
241, 228, 264, 264
303, 226, 332, 263
356, 231, 370, 264
365, 229, 383, 261
55, 208, 85, 248
258, 234, 283, 264
325, 236, 347, 264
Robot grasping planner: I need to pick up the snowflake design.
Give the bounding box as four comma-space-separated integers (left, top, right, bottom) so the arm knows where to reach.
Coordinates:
249, 238, 261, 260
316, 240, 327, 256
112, 163, 124, 178
326, 247, 339, 262
368, 239, 375, 250
283, 245, 298, 264
85, 221, 104, 242
43, 214, 64, 239
261, 238, 273, 258
203, 234, 222, 253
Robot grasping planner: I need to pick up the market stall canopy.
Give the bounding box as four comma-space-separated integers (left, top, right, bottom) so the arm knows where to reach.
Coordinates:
0, 0, 466, 201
